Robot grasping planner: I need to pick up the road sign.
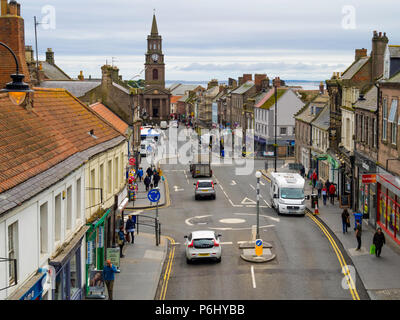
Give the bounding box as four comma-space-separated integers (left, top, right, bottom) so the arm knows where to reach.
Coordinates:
255, 239, 263, 257
148, 189, 161, 203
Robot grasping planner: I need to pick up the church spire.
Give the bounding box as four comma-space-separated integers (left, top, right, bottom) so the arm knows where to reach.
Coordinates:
151, 12, 158, 36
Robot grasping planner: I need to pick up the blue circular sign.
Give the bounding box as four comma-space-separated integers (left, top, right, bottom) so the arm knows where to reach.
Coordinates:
255, 240, 263, 247
148, 189, 161, 203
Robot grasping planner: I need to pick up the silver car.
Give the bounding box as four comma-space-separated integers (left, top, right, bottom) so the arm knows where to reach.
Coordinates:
184, 230, 222, 263
194, 180, 216, 200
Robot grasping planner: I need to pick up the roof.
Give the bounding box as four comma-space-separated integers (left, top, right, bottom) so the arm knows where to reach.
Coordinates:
254, 89, 274, 108
151, 14, 158, 35
40, 61, 71, 80
231, 81, 255, 95
311, 105, 330, 131
90, 102, 129, 135
389, 45, 400, 58
169, 84, 202, 96
270, 172, 305, 188
171, 95, 183, 104
381, 70, 400, 84
341, 57, 370, 80
259, 88, 287, 110
112, 82, 130, 95
295, 93, 328, 123
354, 86, 378, 112
39, 80, 101, 98
0, 88, 123, 194
191, 230, 216, 239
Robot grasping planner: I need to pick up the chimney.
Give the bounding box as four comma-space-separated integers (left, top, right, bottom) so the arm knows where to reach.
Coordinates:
78, 71, 84, 81
228, 77, 237, 88
238, 76, 244, 86
46, 48, 55, 65
254, 74, 267, 92
0, 0, 30, 89
319, 81, 324, 94
111, 66, 119, 83
25, 45, 34, 63
243, 74, 252, 83
355, 48, 367, 61
273, 77, 281, 88
207, 79, 218, 89
261, 78, 270, 91
371, 30, 389, 80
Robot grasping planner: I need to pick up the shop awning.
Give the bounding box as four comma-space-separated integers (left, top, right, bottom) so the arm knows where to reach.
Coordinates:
49, 225, 89, 270
7, 272, 46, 300
388, 99, 398, 123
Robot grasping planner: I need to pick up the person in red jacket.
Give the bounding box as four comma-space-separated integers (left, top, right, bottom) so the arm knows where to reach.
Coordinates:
311, 170, 318, 189
329, 183, 336, 205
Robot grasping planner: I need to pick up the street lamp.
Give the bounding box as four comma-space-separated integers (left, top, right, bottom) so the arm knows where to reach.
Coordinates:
273, 77, 280, 172
255, 170, 262, 239
0, 42, 33, 106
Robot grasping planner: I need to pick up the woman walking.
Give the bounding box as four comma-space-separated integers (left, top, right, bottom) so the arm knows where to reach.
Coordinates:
341, 209, 350, 234
322, 186, 328, 205
373, 227, 386, 257
117, 226, 125, 258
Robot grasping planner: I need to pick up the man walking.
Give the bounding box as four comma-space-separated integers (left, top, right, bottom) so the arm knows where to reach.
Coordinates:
373, 227, 386, 257
153, 171, 160, 188
144, 174, 151, 192
355, 220, 362, 251
311, 170, 318, 189
146, 167, 153, 180
137, 167, 144, 182
125, 215, 136, 244
322, 185, 328, 205
329, 183, 336, 205
103, 260, 118, 300
341, 209, 350, 234
316, 179, 323, 198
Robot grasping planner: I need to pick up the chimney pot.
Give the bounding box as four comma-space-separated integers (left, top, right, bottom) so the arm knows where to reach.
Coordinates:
9, 0, 17, 15
1, 0, 7, 16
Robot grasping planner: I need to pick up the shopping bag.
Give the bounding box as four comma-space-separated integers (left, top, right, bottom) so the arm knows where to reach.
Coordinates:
370, 244, 376, 255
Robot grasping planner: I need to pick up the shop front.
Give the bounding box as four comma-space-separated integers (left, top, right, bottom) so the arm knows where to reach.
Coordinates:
377, 170, 400, 245
7, 271, 47, 300
49, 225, 89, 300
254, 135, 266, 154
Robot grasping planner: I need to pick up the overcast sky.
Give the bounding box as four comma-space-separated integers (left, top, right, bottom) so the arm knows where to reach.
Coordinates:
19, 0, 400, 82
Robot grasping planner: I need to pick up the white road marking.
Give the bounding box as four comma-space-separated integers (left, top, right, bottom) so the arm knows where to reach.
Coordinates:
264, 200, 271, 207
260, 181, 265, 186
185, 215, 212, 226
173, 186, 184, 192
230, 180, 237, 186
251, 266, 256, 289
234, 212, 280, 223
220, 242, 233, 245
249, 184, 256, 190
241, 197, 257, 205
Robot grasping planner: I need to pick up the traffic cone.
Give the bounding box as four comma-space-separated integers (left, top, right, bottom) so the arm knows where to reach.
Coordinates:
314, 203, 319, 215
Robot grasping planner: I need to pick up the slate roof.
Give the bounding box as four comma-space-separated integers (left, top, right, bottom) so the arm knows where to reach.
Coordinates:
90, 102, 129, 135
169, 84, 201, 96
381, 70, 400, 84
254, 89, 274, 108
231, 81, 255, 95
41, 61, 71, 80
295, 93, 328, 123
0, 88, 123, 195
354, 86, 378, 112
341, 57, 370, 80
311, 105, 330, 131
39, 80, 101, 98
389, 45, 400, 58
259, 88, 287, 110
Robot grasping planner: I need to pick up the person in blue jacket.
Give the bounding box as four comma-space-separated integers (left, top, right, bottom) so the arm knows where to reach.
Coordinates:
117, 226, 125, 258
103, 259, 118, 300
125, 215, 136, 244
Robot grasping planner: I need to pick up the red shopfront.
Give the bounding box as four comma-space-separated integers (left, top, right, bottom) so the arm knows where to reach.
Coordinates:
377, 173, 400, 245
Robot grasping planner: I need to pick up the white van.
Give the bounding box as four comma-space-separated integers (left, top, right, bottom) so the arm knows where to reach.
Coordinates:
269, 172, 307, 215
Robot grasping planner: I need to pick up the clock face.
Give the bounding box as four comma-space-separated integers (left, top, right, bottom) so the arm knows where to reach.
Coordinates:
151, 53, 159, 62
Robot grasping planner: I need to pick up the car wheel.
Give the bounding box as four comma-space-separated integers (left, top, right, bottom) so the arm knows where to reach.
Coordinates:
212, 195, 216, 200
186, 258, 191, 264
216, 257, 221, 263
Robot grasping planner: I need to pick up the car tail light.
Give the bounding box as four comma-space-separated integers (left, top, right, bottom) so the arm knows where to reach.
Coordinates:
196, 182, 199, 190
211, 181, 214, 189
188, 240, 194, 248
214, 240, 219, 247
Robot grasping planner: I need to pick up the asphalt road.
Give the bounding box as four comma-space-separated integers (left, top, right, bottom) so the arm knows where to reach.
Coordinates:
154, 127, 367, 300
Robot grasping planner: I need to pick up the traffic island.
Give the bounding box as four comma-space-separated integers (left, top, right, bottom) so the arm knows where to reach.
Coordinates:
239, 240, 276, 263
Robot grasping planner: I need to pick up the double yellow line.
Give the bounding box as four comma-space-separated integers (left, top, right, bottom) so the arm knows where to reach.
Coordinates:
306, 211, 360, 300
159, 235, 176, 300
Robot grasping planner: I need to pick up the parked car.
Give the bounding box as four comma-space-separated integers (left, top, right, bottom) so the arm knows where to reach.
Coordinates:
184, 230, 222, 263
194, 180, 216, 200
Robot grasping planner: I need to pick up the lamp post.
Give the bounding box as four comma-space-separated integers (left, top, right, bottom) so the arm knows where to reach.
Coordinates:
0, 42, 33, 105
273, 77, 280, 172
255, 170, 262, 239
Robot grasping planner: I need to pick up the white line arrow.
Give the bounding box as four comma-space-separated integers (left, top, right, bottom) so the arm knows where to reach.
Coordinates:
241, 197, 257, 205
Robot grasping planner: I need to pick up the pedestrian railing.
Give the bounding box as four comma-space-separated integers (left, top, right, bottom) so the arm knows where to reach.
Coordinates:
135, 214, 161, 246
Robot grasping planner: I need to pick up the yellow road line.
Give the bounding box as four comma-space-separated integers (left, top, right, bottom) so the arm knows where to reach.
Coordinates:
306, 212, 360, 300
159, 235, 175, 300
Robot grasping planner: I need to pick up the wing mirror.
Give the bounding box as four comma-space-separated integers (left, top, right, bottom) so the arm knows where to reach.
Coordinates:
305, 195, 310, 200
273, 194, 278, 199
217, 234, 222, 238
184, 235, 188, 239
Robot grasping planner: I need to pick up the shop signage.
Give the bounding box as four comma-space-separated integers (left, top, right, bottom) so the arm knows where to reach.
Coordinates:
106, 248, 121, 268
362, 174, 376, 184
87, 241, 93, 264
129, 158, 136, 166
19, 273, 46, 300
98, 226, 104, 248
88, 270, 104, 295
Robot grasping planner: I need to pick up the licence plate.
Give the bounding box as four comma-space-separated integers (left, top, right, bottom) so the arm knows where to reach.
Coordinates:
202, 190, 208, 192
198, 253, 210, 256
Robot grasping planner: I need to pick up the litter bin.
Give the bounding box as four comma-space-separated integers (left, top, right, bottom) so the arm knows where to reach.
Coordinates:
311, 194, 319, 209
353, 212, 363, 230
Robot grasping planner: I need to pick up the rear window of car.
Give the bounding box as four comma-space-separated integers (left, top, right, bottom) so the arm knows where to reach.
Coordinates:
193, 238, 214, 249
198, 182, 212, 188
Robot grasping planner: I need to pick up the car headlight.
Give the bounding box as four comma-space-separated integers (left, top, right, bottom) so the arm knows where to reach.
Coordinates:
278, 199, 285, 204
301, 199, 305, 205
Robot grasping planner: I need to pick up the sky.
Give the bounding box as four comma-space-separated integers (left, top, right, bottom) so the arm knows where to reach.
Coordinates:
19, 0, 400, 82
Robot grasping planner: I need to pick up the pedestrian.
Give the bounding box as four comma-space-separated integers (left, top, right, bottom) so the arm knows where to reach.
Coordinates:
137, 167, 143, 182
341, 209, 350, 234
125, 215, 136, 244
312, 170, 318, 189
355, 220, 362, 251
325, 179, 331, 191
322, 186, 328, 205
316, 179, 323, 198
329, 183, 336, 205
146, 167, 153, 179
373, 227, 386, 257
153, 172, 160, 188
300, 166, 305, 178
144, 174, 151, 191
117, 226, 125, 258
103, 259, 118, 300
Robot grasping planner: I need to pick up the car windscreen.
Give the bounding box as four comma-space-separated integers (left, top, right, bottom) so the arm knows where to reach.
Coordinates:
193, 238, 214, 249
280, 188, 304, 199
198, 182, 212, 188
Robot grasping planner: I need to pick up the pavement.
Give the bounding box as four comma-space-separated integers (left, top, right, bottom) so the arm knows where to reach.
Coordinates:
262, 167, 400, 300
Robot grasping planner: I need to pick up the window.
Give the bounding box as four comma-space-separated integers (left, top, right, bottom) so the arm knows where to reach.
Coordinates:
66, 186, 72, 232
153, 69, 158, 80
99, 164, 104, 196
383, 98, 388, 141
389, 99, 398, 145
373, 118, 377, 148
107, 160, 112, 194
90, 169, 96, 206
40, 202, 48, 254
280, 127, 287, 135
76, 178, 82, 221
360, 115, 364, 142
55, 194, 61, 242
8, 222, 18, 284
114, 157, 118, 191
120, 154, 124, 188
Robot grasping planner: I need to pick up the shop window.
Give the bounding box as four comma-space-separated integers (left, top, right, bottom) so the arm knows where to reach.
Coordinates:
54, 271, 62, 300
40, 202, 48, 254
70, 251, 80, 298
55, 194, 61, 242
8, 221, 18, 284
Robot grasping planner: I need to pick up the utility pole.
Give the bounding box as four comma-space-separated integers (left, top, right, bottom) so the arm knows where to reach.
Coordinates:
255, 171, 262, 239
273, 77, 280, 172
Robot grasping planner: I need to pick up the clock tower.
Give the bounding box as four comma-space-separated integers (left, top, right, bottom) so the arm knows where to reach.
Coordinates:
145, 14, 165, 88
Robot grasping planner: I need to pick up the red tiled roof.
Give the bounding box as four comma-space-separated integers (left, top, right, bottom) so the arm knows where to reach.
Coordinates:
0, 88, 123, 193
90, 102, 128, 136
171, 96, 183, 104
